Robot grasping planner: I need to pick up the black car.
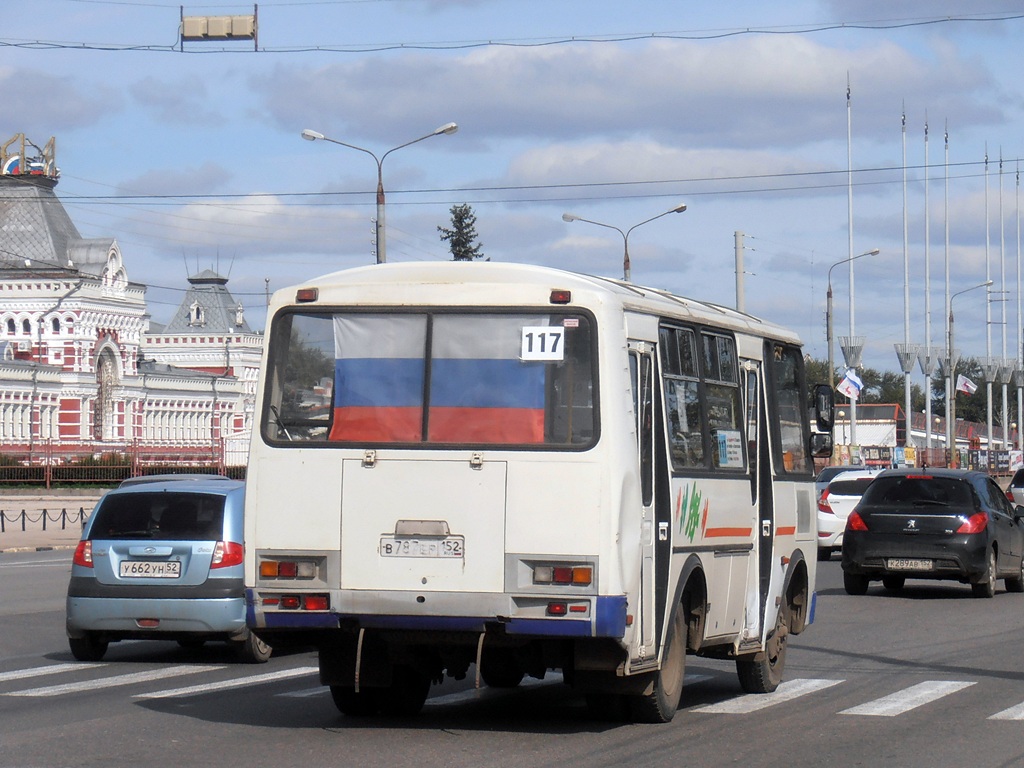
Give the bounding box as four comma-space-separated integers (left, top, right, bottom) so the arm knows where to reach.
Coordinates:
841, 468, 1024, 598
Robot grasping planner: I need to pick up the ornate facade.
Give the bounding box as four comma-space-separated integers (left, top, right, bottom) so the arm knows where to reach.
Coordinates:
0, 134, 261, 466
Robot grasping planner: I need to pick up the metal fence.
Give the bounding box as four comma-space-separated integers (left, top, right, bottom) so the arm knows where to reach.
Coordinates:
0, 506, 90, 533
0, 440, 246, 488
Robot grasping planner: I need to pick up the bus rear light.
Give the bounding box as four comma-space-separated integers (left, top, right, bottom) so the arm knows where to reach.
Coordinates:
533, 564, 593, 586
295, 287, 318, 303
549, 289, 571, 304
547, 602, 567, 616
267, 593, 329, 611
73, 541, 93, 568
259, 558, 317, 579
304, 594, 330, 611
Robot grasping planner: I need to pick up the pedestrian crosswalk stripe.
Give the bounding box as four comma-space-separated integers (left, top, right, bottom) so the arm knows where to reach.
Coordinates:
6, 665, 225, 697
690, 678, 844, 714
0, 662, 103, 682
989, 701, 1024, 720
136, 666, 319, 699
839, 680, 975, 716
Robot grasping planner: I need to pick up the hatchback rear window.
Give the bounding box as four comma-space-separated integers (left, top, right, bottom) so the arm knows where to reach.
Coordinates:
828, 478, 876, 496
859, 476, 974, 509
89, 492, 226, 540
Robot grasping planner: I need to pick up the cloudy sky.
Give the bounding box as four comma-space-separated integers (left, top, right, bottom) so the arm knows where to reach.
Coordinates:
4, 0, 1024, 374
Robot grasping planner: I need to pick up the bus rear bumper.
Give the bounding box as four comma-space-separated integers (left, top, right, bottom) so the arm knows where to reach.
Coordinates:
247, 589, 627, 639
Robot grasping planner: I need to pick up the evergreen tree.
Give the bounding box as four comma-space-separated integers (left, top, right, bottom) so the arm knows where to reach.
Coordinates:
438, 204, 484, 261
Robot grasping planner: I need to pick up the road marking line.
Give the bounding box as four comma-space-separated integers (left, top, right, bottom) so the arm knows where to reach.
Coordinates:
0, 662, 103, 682
6, 665, 225, 697
839, 680, 975, 716
989, 701, 1024, 720
690, 678, 844, 714
136, 665, 319, 699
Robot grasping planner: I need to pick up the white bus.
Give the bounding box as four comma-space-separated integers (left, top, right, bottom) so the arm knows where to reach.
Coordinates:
244, 261, 833, 722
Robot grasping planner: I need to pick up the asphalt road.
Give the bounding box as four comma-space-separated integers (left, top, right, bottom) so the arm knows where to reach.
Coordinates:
2, 550, 1024, 768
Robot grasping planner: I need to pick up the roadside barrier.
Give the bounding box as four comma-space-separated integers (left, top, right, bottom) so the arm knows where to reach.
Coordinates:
0, 508, 89, 533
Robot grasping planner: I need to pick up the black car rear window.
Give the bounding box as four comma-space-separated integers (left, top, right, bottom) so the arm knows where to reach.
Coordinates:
859, 476, 974, 509
828, 478, 876, 496
89, 492, 226, 541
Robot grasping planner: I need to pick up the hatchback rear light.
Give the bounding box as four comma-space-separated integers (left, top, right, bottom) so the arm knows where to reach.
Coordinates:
818, 489, 834, 514
73, 541, 93, 568
211, 541, 244, 568
956, 512, 989, 534
1007, 490, 1015, 502
846, 511, 869, 532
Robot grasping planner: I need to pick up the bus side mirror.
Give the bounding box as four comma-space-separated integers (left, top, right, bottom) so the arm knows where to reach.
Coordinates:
813, 384, 834, 432
810, 432, 834, 459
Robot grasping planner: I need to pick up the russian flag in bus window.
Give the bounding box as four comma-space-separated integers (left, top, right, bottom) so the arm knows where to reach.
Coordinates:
329, 315, 427, 442
428, 315, 548, 443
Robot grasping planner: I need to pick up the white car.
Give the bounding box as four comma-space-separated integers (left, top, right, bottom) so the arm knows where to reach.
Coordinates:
817, 469, 884, 561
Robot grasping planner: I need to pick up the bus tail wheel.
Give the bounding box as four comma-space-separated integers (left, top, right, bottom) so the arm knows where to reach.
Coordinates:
329, 685, 378, 717
736, 600, 789, 694
629, 609, 686, 723
375, 665, 430, 717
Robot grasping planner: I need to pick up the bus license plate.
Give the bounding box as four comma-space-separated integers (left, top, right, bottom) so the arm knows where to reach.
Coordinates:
380, 536, 464, 558
119, 560, 181, 578
887, 558, 932, 571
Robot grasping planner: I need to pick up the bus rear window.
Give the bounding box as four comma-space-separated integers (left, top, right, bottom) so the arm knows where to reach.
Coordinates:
262, 311, 596, 448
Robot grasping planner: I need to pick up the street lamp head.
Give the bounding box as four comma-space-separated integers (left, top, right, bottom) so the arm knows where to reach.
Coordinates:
865, 248, 880, 256
670, 204, 688, 214
300, 129, 324, 142
562, 213, 580, 223
434, 122, 459, 136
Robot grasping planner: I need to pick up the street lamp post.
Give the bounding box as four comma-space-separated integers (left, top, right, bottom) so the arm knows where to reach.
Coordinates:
826, 248, 880, 390
948, 279, 993, 467
562, 204, 688, 282
301, 122, 458, 264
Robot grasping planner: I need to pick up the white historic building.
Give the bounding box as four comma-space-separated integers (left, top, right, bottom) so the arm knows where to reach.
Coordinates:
0, 133, 261, 466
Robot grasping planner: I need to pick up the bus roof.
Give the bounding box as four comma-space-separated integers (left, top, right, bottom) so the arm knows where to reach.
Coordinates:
274, 261, 802, 345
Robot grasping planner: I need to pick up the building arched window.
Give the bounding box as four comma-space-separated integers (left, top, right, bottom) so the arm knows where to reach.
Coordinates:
189, 301, 205, 327
5, 319, 13, 334
51, 317, 60, 333
21, 319, 30, 334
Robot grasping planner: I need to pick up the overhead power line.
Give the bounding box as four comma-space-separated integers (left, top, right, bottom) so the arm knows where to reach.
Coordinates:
2, 11, 1023, 54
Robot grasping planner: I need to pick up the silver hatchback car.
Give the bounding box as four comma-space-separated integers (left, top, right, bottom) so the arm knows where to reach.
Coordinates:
66, 475, 271, 663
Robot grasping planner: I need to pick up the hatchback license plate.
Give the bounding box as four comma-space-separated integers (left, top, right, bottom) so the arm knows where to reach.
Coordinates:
888, 558, 932, 571
380, 536, 464, 558
120, 560, 181, 578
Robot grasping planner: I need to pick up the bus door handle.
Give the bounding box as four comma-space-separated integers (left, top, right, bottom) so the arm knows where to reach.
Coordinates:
762, 520, 772, 537
658, 522, 669, 541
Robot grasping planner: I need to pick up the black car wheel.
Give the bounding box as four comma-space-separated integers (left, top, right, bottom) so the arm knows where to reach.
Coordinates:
972, 548, 997, 598
843, 571, 869, 595
1005, 555, 1024, 593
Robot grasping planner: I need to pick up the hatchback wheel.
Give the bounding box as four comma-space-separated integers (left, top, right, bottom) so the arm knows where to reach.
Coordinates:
1005, 555, 1024, 593
843, 571, 869, 595
69, 633, 108, 662
882, 575, 905, 592
235, 630, 272, 663
972, 549, 997, 598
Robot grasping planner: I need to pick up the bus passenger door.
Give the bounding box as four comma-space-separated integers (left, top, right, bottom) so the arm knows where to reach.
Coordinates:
630, 344, 661, 659
743, 361, 773, 642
